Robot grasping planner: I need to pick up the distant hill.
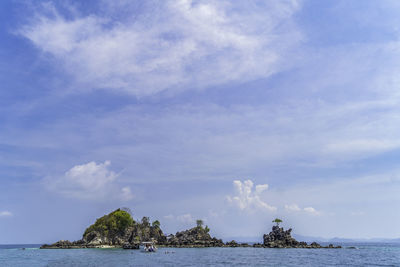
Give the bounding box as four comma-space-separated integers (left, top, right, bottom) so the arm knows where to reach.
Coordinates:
226, 234, 400, 243
293, 234, 400, 243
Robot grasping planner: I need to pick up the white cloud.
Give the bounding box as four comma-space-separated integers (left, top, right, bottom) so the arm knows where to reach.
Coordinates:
19, 0, 302, 96
45, 161, 133, 201
0, 211, 13, 217
177, 213, 195, 224
121, 186, 134, 201
164, 214, 175, 220
285, 203, 321, 215
284, 204, 301, 212
303, 207, 320, 216
227, 179, 276, 212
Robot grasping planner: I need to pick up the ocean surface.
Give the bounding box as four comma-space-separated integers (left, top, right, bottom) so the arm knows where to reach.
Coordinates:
1, 243, 399, 266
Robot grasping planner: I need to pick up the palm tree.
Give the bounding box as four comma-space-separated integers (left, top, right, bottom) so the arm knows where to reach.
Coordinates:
272, 218, 282, 226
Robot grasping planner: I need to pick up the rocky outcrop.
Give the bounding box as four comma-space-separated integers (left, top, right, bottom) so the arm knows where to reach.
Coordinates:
41, 209, 167, 249
40, 240, 85, 249
40, 209, 342, 249
263, 225, 341, 249
127, 221, 167, 245
263, 226, 300, 248
224, 240, 250, 247
165, 226, 224, 247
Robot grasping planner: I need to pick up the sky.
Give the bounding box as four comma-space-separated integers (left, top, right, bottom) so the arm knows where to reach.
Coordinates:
1, 0, 400, 244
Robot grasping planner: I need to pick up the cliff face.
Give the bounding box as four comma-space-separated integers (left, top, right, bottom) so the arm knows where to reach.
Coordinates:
263, 225, 301, 248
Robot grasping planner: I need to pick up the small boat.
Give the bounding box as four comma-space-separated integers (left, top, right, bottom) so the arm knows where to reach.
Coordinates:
141, 241, 157, 253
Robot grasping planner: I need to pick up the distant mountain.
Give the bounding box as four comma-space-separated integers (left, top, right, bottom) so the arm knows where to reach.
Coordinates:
292, 234, 329, 243
224, 234, 400, 244
293, 234, 400, 243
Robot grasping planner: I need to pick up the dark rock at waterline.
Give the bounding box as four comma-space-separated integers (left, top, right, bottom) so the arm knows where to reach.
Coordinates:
224, 240, 251, 247
40, 240, 86, 249
225, 240, 239, 247
263, 225, 341, 248
239, 242, 250, 247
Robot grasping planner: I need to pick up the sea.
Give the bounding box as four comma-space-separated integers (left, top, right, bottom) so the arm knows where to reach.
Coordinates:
0, 243, 399, 266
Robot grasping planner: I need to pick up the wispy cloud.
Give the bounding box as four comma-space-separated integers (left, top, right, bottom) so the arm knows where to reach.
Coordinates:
303, 207, 320, 216
284, 204, 301, 212
0, 211, 13, 217
44, 161, 133, 201
176, 213, 195, 224
164, 213, 195, 224
350, 211, 365, 216
18, 0, 302, 96
285, 204, 321, 215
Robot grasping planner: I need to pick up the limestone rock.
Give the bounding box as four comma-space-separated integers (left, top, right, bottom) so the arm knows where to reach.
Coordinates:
166, 226, 224, 247
263, 225, 341, 249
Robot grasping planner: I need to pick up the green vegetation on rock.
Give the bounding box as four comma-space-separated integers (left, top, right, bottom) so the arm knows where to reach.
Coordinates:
83, 209, 134, 239
196, 219, 204, 228
152, 220, 160, 228
272, 218, 283, 226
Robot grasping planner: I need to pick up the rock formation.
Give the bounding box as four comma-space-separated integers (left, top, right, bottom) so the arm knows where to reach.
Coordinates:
40, 209, 225, 249
40, 209, 341, 249
166, 226, 224, 247
41, 209, 167, 249
263, 225, 341, 248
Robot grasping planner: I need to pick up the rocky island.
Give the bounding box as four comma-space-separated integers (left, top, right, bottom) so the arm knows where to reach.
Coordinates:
263, 225, 340, 248
40, 209, 341, 249
40, 208, 223, 249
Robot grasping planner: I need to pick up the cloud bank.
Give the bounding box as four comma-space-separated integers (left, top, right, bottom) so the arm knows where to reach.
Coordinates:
19, 0, 302, 96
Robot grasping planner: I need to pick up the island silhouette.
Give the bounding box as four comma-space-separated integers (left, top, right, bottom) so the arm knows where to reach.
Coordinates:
41, 209, 341, 249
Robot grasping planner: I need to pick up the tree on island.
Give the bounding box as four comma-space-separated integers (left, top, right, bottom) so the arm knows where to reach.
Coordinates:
272, 218, 282, 226
196, 219, 204, 228
152, 220, 161, 228
121, 207, 133, 216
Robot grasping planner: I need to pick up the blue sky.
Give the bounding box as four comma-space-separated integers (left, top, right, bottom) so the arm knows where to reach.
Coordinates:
1, 0, 400, 244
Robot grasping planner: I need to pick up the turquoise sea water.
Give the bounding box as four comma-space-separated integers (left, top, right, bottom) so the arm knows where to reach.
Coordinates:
1, 243, 399, 266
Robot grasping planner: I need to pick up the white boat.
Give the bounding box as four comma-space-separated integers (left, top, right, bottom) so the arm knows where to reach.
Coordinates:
141, 241, 157, 253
